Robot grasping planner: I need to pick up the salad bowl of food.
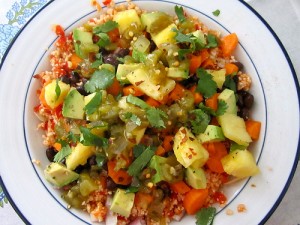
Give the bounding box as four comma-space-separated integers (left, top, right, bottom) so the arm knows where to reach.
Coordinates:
0, 0, 299, 225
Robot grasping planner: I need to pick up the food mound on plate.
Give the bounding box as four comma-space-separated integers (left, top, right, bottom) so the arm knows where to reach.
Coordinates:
34, 1, 261, 224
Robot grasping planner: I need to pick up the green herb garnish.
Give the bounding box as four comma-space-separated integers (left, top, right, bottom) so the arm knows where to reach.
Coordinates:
80, 126, 108, 147
175, 5, 186, 23
196, 68, 218, 98
84, 68, 115, 93
84, 92, 102, 115
55, 79, 61, 100
124, 112, 142, 126
190, 109, 211, 135
53, 141, 71, 162
196, 207, 216, 225
93, 20, 119, 34
212, 9, 221, 17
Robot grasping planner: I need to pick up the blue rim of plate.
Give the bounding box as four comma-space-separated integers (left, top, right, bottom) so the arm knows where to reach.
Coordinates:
0, 0, 299, 225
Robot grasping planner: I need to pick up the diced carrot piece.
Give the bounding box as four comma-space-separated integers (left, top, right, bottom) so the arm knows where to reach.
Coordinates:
204, 142, 228, 173
189, 85, 204, 105
201, 58, 215, 69
170, 180, 191, 194
107, 28, 120, 43
107, 160, 132, 185
221, 33, 239, 57
107, 78, 122, 96
155, 145, 166, 156
123, 85, 144, 97
200, 49, 210, 62
225, 63, 239, 75
53, 142, 62, 151
162, 135, 174, 152
135, 192, 154, 210
189, 54, 202, 74
145, 97, 161, 107
205, 93, 219, 111
168, 83, 186, 103
210, 116, 219, 126
245, 120, 261, 141
70, 53, 83, 69
183, 188, 209, 215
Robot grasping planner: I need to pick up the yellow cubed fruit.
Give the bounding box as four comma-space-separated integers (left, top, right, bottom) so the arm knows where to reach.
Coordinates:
44, 80, 70, 109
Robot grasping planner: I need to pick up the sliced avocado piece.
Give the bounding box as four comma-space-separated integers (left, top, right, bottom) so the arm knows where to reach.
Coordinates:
110, 189, 135, 217
44, 162, 79, 187
44, 80, 70, 109
230, 141, 248, 152
152, 23, 177, 47
185, 167, 207, 189
198, 125, 225, 143
79, 172, 98, 197
116, 63, 142, 84
66, 143, 95, 170
218, 88, 237, 114
140, 11, 173, 35
207, 69, 226, 89
62, 88, 85, 119
73, 29, 99, 59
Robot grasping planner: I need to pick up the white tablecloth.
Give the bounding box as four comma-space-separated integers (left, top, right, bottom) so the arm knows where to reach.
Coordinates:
0, 0, 299, 224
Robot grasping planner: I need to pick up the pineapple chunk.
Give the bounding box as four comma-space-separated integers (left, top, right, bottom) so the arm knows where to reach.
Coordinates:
152, 23, 177, 47
66, 143, 95, 170
126, 68, 176, 101
207, 69, 226, 89
113, 9, 143, 35
44, 80, 70, 109
217, 113, 252, 146
221, 149, 259, 178
173, 127, 209, 168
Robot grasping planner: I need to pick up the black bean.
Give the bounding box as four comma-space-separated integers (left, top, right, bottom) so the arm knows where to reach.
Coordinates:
70, 71, 80, 84
60, 75, 71, 84
103, 54, 118, 67
76, 85, 88, 96
239, 107, 250, 120
233, 61, 244, 71
46, 147, 57, 162
106, 177, 117, 190
243, 93, 254, 109
236, 93, 244, 108
88, 155, 97, 167
74, 165, 85, 174
114, 48, 130, 58
149, 40, 156, 52
92, 34, 100, 44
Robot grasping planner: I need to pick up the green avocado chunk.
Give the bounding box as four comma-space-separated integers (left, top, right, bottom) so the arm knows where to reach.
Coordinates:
73, 28, 99, 59
110, 189, 135, 217
140, 11, 173, 35
62, 89, 85, 119
185, 167, 207, 189
218, 88, 237, 114
198, 125, 225, 143
44, 162, 79, 188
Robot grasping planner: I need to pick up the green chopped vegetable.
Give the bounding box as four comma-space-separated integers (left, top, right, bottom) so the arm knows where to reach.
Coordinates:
212, 9, 221, 17
175, 5, 186, 23
84, 92, 102, 115
80, 126, 108, 147
190, 109, 211, 135
93, 20, 119, 34
124, 112, 142, 126
53, 141, 72, 162
196, 207, 216, 225
55, 79, 61, 100
196, 68, 218, 98
84, 68, 115, 93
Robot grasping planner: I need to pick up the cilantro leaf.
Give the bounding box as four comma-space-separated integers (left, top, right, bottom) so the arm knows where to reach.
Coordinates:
178, 48, 193, 60
53, 142, 72, 162
212, 9, 221, 17
146, 108, 168, 129
133, 144, 147, 158
96, 33, 111, 47
84, 68, 115, 93
80, 126, 108, 147
96, 153, 107, 167
174, 29, 194, 44
67, 131, 80, 144
126, 94, 150, 110
84, 92, 102, 115
125, 186, 139, 193
196, 68, 218, 98
205, 34, 218, 48
126, 95, 167, 128
175, 5, 186, 23
223, 75, 237, 92
190, 109, 211, 134
55, 79, 61, 100
124, 112, 142, 126
93, 20, 118, 34
196, 207, 216, 225
198, 100, 228, 116
127, 146, 155, 176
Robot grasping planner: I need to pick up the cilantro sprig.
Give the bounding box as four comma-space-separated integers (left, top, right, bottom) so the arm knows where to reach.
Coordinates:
175, 5, 186, 23
126, 95, 168, 128
80, 126, 108, 147
212, 9, 221, 17
84, 68, 115, 93
55, 79, 61, 100
53, 141, 72, 162
196, 207, 216, 225
198, 100, 228, 117
127, 146, 155, 176
190, 109, 211, 135
84, 92, 102, 115
124, 112, 142, 126
93, 21, 118, 34
196, 68, 218, 98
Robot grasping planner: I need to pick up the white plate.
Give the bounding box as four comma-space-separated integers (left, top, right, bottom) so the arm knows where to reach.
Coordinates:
0, 0, 299, 224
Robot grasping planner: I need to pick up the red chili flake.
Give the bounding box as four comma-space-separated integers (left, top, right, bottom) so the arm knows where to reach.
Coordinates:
102, 0, 112, 6
213, 191, 227, 204
135, 80, 144, 86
